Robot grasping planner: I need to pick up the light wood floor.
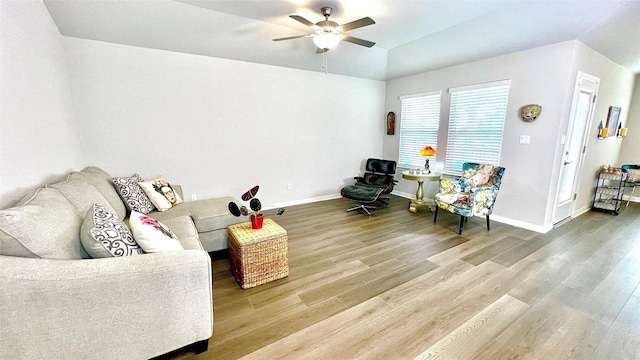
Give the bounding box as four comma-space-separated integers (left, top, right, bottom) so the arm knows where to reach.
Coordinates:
164, 195, 640, 360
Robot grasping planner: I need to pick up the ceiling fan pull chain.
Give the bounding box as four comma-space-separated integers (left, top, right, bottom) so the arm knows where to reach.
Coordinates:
323, 50, 328, 75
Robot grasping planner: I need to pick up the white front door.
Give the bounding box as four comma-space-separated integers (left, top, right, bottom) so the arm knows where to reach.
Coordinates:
553, 72, 599, 225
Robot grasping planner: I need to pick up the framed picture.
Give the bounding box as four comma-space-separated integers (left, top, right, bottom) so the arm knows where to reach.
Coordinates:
386, 112, 395, 135
606, 106, 621, 137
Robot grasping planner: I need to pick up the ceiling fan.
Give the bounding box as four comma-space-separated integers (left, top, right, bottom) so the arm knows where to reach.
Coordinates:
273, 7, 376, 53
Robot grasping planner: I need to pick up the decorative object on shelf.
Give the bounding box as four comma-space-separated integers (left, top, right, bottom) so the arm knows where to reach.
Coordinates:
597, 120, 608, 139
600, 165, 623, 175
419, 145, 436, 174
386, 112, 395, 135
606, 106, 621, 138
617, 121, 628, 138
520, 104, 542, 122
228, 185, 285, 229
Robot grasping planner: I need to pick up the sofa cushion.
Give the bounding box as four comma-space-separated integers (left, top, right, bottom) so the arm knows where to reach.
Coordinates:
112, 174, 156, 214
47, 172, 117, 216
160, 216, 202, 251
79, 166, 127, 220
129, 211, 184, 253
138, 177, 183, 212
81, 204, 144, 258
149, 197, 241, 233
0, 188, 87, 259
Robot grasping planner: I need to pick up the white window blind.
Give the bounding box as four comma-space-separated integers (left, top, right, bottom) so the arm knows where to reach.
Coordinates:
398, 91, 441, 168
444, 80, 510, 175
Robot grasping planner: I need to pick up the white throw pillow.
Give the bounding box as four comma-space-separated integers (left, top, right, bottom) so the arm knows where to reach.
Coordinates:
138, 177, 183, 212
129, 211, 184, 253
80, 204, 144, 258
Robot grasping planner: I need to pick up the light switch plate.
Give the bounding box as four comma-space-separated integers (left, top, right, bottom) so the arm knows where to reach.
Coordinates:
519, 135, 531, 144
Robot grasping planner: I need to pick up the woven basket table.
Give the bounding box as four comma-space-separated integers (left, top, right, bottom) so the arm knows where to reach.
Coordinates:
227, 218, 289, 289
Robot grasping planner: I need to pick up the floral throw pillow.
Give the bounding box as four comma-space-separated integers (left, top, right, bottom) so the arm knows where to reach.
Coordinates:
138, 177, 183, 212
112, 174, 156, 214
129, 211, 184, 253
470, 164, 494, 186
80, 204, 144, 258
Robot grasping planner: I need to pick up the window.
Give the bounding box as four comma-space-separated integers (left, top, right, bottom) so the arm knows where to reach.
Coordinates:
398, 91, 441, 168
444, 80, 510, 175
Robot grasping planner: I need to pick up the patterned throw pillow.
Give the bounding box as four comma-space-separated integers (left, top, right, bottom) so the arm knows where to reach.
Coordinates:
129, 211, 184, 253
80, 204, 144, 258
138, 177, 183, 212
112, 174, 156, 214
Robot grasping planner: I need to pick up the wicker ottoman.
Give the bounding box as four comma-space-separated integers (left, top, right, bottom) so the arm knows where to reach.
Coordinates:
227, 218, 289, 289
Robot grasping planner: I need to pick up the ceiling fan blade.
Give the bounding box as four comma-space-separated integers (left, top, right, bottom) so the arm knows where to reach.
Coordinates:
342, 36, 375, 48
273, 34, 312, 42
290, 15, 316, 28
316, 47, 328, 54
339, 17, 375, 32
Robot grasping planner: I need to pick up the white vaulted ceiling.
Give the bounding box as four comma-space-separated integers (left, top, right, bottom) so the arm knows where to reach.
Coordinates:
44, 0, 640, 80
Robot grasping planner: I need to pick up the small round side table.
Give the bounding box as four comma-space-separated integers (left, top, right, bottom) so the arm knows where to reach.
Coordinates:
401, 170, 441, 213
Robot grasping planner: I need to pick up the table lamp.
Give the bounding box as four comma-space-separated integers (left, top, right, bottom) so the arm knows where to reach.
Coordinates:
420, 145, 436, 173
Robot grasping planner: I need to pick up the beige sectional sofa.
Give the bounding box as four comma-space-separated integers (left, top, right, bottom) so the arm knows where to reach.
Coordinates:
0, 166, 243, 359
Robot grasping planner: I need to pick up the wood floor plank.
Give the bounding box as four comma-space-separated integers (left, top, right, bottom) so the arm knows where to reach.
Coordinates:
336, 258, 439, 308
461, 235, 526, 265
414, 294, 529, 360
247, 259, 369, 309
379, 259, 474, 308
298, 258, 405, 306
489, 212, 602, 268
471, 285, 584, 359
211, 294, 307, 345
428, 232, 513, 266
507, 257, 575, 306
591, 293, 640, 359
211, 297, 346, 359
239, 297, 392, 360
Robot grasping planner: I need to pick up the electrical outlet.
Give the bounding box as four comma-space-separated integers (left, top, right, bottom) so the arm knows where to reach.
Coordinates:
190, 194, 197, 201
287, 183, 293, 190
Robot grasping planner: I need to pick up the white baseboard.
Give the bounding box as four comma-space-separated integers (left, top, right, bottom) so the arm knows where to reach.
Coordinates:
269, 194, 341, 209
490, 214, 552, 234
391, 190, 415, 199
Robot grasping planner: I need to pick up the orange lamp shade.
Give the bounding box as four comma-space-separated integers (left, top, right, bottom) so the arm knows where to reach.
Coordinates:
420, 145, 436, 156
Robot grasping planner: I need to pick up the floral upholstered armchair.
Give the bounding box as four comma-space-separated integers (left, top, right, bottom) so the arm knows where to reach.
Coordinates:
433, 162, 506, 235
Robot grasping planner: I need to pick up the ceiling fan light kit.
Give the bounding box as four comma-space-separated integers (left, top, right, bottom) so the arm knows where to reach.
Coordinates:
312, 33, 341, 50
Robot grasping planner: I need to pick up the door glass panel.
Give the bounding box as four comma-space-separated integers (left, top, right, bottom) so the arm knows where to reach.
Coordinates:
558, 91, 590, 203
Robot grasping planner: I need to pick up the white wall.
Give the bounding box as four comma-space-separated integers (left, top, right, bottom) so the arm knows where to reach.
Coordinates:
384, 40, 636, 231
385, 41, 575, 231
63, 37, 386, 208
619, 74, 640, 165
0, 1, 82, 208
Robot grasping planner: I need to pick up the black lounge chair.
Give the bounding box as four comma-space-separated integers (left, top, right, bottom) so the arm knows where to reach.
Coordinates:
340, 158, 397, 216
